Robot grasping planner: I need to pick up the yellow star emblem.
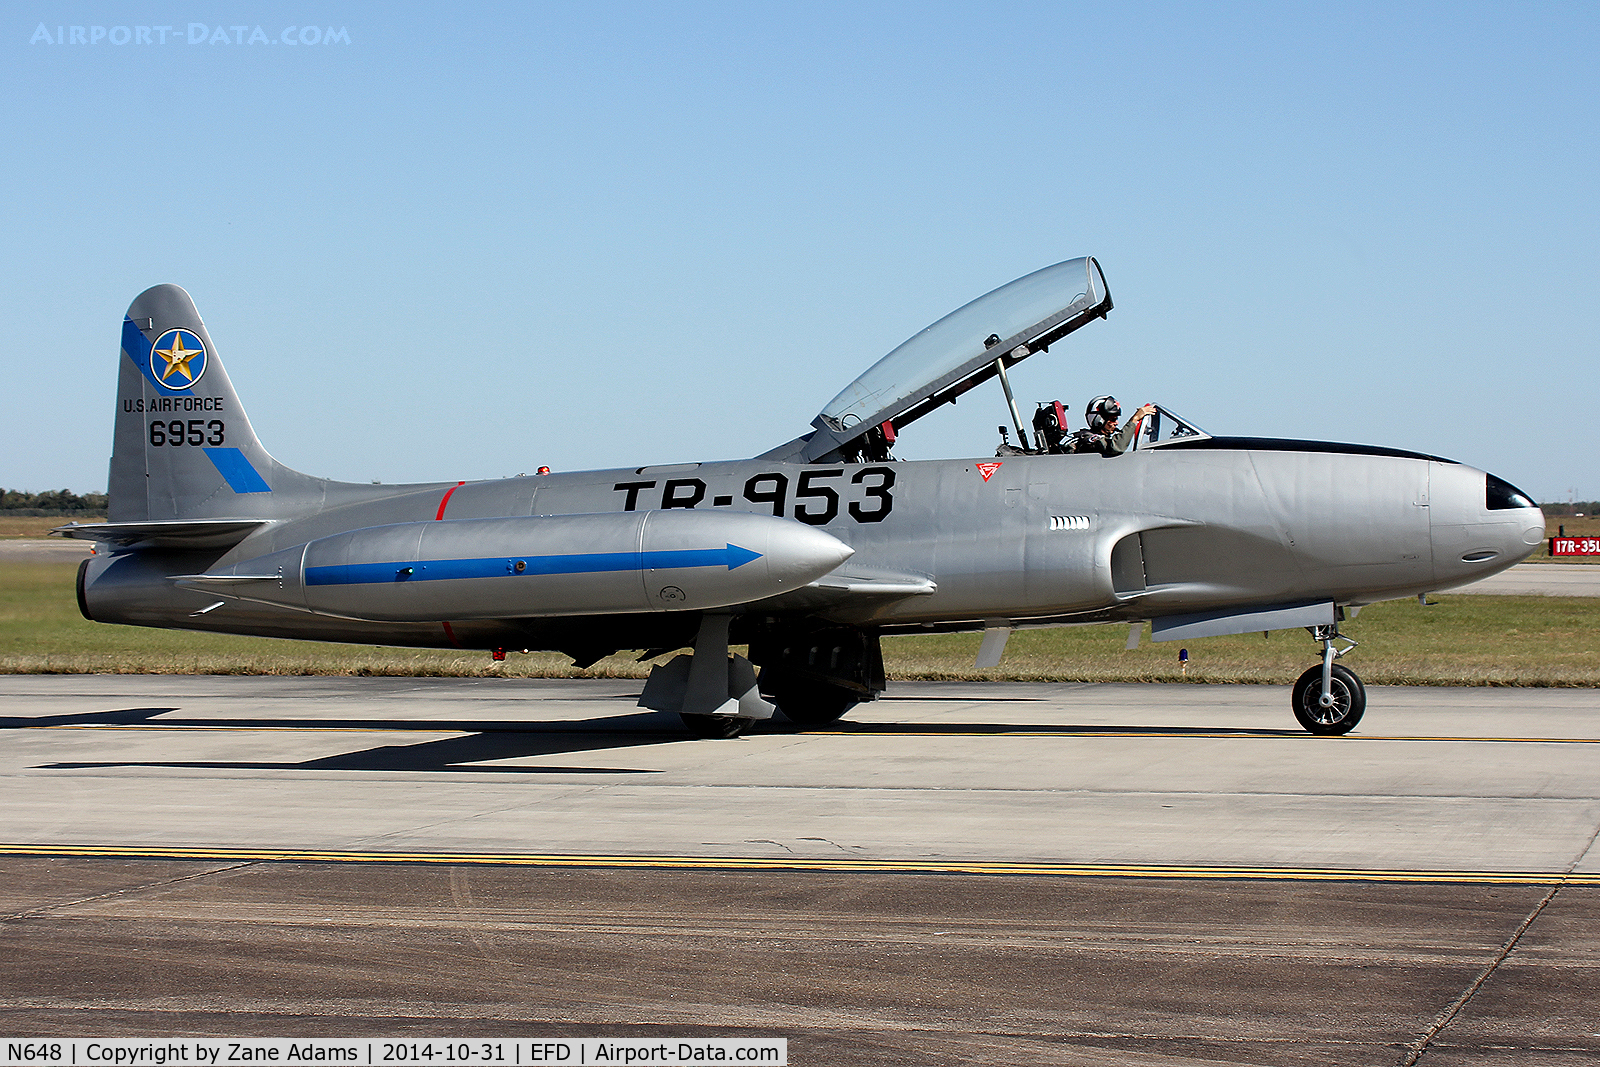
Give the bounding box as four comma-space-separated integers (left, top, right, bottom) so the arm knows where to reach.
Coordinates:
155, 332, 201, 385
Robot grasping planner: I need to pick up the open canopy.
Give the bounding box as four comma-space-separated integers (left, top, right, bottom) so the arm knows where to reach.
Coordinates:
793, 257, 1112, 462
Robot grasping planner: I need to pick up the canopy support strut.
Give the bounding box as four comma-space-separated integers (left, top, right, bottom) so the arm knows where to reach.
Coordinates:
994, 354, 1028, 448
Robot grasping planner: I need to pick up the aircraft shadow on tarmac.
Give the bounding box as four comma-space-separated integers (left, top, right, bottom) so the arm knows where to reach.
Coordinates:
10, 705, 1307, 777
818, 722, 1307, 738
12, 705, 690, 774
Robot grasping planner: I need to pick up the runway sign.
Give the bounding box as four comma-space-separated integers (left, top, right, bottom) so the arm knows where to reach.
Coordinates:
1550, 536, 1600, 556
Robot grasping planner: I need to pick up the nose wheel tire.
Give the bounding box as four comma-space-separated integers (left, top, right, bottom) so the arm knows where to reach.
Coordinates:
1291, 663, 1366, 735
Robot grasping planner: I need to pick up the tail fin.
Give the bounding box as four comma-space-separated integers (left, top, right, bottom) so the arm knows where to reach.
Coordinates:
110, 285, 317, 523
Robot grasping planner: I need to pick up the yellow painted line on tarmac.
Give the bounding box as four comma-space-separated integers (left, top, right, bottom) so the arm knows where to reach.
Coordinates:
808, 729, 1600, 743
1353, 735, 1600, 744
1, 843, 1595, 885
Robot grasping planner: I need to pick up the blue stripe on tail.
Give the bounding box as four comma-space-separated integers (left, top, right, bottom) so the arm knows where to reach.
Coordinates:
204, 447, 272, 493
122, 316, 194, 396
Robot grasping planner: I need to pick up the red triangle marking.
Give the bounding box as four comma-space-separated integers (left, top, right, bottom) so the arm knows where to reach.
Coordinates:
976, 462, 1002, 481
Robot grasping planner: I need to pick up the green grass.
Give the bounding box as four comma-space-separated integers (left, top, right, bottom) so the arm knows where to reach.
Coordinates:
3, 560, 1597, 685
882, 596, 1600, 685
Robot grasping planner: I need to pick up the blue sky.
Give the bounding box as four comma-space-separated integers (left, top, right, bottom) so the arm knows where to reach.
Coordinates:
4, 2, 1596, 500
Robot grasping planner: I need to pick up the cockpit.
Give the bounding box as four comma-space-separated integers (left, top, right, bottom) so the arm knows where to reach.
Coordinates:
1007, 397, 1209, 457
762, 256, 1212, 464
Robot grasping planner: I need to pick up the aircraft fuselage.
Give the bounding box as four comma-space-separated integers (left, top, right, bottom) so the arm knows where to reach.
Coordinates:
80, 441, 1541, 653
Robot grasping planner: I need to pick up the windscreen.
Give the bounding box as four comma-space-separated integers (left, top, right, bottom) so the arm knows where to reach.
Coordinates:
804, 257, 1108, 460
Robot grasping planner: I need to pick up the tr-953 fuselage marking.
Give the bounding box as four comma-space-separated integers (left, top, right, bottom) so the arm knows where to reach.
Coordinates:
613, 467, 895, 524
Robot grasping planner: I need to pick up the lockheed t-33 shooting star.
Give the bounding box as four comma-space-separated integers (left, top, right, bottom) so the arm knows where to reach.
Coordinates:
61, 258, 1546, 737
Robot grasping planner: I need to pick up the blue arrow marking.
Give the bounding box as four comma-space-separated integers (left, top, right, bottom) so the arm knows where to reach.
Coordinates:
305, 543, 763, 587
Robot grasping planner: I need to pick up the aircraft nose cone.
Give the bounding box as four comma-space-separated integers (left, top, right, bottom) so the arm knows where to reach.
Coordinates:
1429, 464, 1544, 589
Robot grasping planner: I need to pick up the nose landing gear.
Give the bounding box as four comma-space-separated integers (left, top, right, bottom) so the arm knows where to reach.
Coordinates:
1291, 625, 1365, 735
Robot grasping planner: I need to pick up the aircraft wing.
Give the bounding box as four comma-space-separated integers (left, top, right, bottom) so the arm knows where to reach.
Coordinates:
748, 569, 937, 616
808, 571, 937, 598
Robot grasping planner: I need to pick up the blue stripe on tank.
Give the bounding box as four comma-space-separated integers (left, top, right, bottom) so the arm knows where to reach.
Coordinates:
305, 543, 762, 586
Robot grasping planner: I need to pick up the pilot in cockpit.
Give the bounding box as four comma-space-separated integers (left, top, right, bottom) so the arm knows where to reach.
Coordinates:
1069, 396, 1157, 456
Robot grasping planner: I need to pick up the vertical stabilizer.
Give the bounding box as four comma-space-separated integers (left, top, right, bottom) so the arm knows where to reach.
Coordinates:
110, 285, 320, 522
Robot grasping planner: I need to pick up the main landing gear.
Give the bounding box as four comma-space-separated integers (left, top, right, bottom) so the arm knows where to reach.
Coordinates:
1291, 624, 1365, 735
758, 667, 862, 727
636, 619, 886, 739
750, 624, 885, 730
638, 615, 775, 739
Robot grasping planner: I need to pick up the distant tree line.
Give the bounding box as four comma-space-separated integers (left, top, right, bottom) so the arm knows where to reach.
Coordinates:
1, 488, 109, 516
1541, 501, 1600, 516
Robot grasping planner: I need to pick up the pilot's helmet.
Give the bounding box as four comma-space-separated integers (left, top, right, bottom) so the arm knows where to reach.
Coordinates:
1086, 395, 1121, 433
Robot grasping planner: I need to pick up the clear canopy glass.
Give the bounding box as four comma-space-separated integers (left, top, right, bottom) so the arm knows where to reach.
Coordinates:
814, 257, 1107, 441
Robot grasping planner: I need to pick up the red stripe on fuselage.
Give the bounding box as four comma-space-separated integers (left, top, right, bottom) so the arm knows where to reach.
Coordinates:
435, 481, 466, 520
436, 484, 468, 648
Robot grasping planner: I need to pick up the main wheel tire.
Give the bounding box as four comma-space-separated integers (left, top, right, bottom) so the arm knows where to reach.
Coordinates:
679, 714, 752, 739
761, 670, 861, 727
1291, 663, 1366, 735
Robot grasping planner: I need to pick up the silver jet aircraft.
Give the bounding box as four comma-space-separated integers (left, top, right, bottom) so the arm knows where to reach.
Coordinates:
62, 258, 1545, 736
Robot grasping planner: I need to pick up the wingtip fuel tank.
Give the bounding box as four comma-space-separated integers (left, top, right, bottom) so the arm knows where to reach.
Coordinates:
176, 510, 854, 623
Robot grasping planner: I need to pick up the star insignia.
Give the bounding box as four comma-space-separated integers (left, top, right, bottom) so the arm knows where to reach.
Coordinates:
155, 332, 201, 385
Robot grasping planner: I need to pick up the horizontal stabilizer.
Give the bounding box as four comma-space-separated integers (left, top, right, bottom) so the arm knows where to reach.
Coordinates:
51, 519, 267, 550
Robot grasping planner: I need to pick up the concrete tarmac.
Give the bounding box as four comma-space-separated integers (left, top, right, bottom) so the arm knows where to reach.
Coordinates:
2, 676, 1599, 1063
1453, 561, 1600, 595
3, 858, 1594, 1066
2, 676, 1599, 874
0, 538, 93, 561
